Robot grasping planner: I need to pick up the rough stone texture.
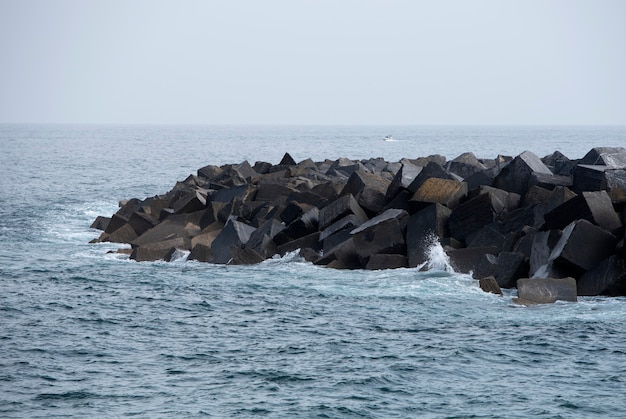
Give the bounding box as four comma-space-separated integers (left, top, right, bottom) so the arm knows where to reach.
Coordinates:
448, 193, 502, 242
210, 219, 256, 264
90, 216, 111, 231
473, 251, 529, 289
410, 178, 467, 210
318, 194, 368, 230
446, 246, 499, 274
130, 237, 186, 262
494, 151, 554, 196
516, 277, 578, 304
478, 276, 503, 296
407, 161, 456, 194
351, 209, 408, 262
579, 147, 626, 167
385, 163, 422, 199
544, 190, 622, 233
577, 255, 626, 296
341, 170, 391, 214
549, 219, 617, 276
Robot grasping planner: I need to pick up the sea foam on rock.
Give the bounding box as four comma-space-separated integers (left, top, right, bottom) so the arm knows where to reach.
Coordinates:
90, 148, 626, 299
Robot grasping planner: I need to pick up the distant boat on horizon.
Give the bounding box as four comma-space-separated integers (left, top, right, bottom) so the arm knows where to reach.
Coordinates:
383, 135, 394, 142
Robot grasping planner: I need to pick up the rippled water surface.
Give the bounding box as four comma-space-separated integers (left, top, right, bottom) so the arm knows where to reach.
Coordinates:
1, 124, 626, 417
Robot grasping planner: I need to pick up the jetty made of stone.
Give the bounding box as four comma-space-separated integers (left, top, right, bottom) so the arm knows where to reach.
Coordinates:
90, 147, 626, 302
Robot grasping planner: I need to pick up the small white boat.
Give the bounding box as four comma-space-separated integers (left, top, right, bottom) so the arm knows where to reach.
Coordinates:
383, 135, 394, 142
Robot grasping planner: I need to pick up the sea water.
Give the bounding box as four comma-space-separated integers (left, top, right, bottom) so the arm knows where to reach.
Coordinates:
1, 124, 626, 418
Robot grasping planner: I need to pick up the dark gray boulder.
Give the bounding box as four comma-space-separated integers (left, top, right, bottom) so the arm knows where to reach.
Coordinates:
579, 147, 626, 166
318, 194, 368, 230
577, 255, 626, 296
478, 276, 503, 296
448, 192, 505, 242
90, 216, 111, 231
445, 246, 499, 274
210, 218, 257, 264
549, 219, 618, 276
493, 151, 554, 196
351, 209, 409, 262
341, 170, 391, 214
516, 277, 577, 304
544, 190, 622, 233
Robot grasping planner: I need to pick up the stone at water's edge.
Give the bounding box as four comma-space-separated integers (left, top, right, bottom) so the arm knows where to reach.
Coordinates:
89, 148, 626, 297
515, 277, 578, 304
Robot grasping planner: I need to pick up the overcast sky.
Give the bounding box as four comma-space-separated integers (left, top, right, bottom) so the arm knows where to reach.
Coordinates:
1, 0, 625, 125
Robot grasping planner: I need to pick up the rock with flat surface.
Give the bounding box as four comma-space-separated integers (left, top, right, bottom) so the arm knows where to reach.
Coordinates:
410, 178, 467, 210
318, 194, 368, 230
478, 276, 503, 296
516, 277, 577, 304
544, 190, 622, 233
494, 151, 554, 196
549, 219, 617, 276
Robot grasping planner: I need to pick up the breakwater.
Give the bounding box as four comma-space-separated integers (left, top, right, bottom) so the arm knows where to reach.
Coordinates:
91, 147, 626, 301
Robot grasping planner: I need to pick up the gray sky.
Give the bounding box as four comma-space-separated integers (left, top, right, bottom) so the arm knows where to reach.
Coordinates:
1, 0, 625, 125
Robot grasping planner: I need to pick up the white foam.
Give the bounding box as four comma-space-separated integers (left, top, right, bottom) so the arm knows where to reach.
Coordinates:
416, 234, 455, 273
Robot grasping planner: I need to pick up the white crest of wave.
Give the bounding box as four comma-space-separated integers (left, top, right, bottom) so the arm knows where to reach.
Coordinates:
416, 234, 455, 273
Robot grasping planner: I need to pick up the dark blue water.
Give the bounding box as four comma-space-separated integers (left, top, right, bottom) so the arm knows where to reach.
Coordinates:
2, 124, 626, 417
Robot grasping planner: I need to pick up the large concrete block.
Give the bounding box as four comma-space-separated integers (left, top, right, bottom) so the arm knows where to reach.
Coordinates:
228, 246, 265, 265
197, 164, 223, 180
467, 224, 505, 253
579, 147, 626, 167
493, 150, 553, 196
171, 190, 207, 214
127, 212, 158, 237
107, 223, 138, 244
478, 276, 503, 296
385, 163, 422, 199
549, 219, 618, 276
254, 182, 295, 202
319, 214, 363, 241
409, 178, 467, 210
322, 228, 353, 254
516, 277, 577, 304
542, 150, 575, 176
276, 232, 321, 256
245, 218, 284, 258
211, 185, 256, 204
318, 194, 368, 230
445, 246, 499, 274
448, 192, 503, 242
544, 190, 622, 233
273, 207, 319, 245
445, 152, 487, 179
406, 161, 456, 194
577, 255, 626, 296
351, 209, 408, 260
130, 237, 187, 262
406, 204, 451, 267
90, 216, 111, 231
341, 170, 391, 214
210, 218, 257, 264
365, 254, 408, 270
473, 251, 529, 289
